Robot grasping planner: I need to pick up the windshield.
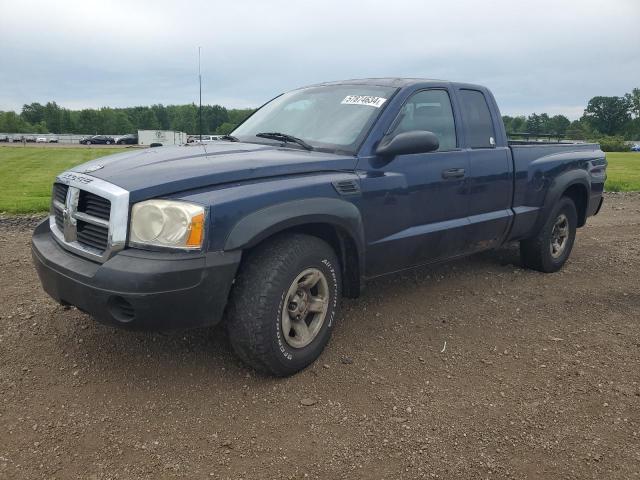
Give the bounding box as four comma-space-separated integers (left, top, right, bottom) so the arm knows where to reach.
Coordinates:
232, 85, 397, 153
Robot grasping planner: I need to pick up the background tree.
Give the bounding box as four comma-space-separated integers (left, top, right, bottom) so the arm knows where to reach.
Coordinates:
624, 88, 640, 118
583, 96, 631, 135
169, 104, 198, 133
21, 103, 45, 125
151, 104, 170, 130
228, 108, 254, 125
216, 122, 237, 135
1, 111, 34, 133
43, 102, 63, 133
77, 109, 101, 134
526, 113, 544, 134
548, 115, 570, 134
510, 115, 527, 132
502, 115, 525, 133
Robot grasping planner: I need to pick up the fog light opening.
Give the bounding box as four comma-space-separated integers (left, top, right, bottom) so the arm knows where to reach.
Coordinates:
108, 296, 135, 323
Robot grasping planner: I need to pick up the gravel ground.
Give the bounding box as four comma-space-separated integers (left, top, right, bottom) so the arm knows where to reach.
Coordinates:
1, 193, 639, 479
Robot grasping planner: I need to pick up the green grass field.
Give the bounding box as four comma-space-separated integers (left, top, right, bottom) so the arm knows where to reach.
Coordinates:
0, 146, 638, 214
602, 152, 640, 192
0, 147, 127, 213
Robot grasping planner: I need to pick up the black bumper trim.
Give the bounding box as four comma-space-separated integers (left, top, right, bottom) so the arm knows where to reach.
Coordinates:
594, 196, 604, 216
32, 219, 241, 330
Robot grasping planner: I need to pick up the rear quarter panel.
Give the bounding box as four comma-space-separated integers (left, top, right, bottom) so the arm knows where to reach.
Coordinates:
508, 143, 606, 240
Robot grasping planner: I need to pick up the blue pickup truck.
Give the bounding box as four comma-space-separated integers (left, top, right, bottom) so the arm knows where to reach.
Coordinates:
32, 78, 606, 376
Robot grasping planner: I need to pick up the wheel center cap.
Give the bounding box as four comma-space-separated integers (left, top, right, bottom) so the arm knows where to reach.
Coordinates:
288, 290, 309, 317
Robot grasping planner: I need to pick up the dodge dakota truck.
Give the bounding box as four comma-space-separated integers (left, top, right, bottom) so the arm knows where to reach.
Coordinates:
32, 78, 606, 376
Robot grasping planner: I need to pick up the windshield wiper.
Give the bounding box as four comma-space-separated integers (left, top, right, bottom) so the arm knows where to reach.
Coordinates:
255, 132, 313, 151
220, 134, 239, 142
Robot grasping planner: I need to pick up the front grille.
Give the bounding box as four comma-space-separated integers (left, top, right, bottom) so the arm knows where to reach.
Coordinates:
54, 209, 64, 231
76, 221, 109, 250
53, 183, 68, 204
49, 172, 129, 263
78, 191, 111, 220
51, 184, 112, 254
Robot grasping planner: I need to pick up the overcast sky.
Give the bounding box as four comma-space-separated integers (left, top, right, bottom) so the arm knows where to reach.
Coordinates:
1, 0, 638, 119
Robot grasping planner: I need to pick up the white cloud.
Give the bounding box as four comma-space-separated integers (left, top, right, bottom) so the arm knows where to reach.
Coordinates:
1, 0, 638, 118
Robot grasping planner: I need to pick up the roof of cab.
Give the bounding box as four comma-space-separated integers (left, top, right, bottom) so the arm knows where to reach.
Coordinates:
304, 77, 486, 91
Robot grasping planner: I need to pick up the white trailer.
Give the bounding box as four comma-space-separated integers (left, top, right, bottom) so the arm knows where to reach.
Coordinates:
137, 130, 187, 146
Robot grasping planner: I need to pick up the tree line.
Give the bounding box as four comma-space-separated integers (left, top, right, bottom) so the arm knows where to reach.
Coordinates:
0, 87, 638, 149
503, 87, 639, 150
0, 102, 255, 136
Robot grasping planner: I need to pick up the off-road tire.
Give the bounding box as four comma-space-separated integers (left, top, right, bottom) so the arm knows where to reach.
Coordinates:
226, 234, 341, 376
520, 196, 577, 273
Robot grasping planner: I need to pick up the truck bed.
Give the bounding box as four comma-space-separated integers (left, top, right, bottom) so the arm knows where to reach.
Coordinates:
507, 141, 606, 242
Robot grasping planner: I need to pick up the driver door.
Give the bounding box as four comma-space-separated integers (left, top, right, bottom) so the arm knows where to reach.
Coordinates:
362, 88, 470, 276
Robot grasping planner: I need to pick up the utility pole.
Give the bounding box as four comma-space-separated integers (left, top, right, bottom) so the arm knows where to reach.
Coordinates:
198, 46, 202, 142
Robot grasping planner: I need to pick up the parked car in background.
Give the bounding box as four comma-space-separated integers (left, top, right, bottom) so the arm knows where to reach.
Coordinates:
11, 135, 23, 143
36, 137, 48, 143
631, 144, 640, 152
115, 134, 138, 145
0, 135, 8, 142
25, 136, 36, 143
79, 135, 115, 145
49, 138, 59, 143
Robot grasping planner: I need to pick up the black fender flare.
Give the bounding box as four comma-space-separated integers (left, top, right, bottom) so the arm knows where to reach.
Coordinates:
224, 197, 365, 272
536, 169, 590, 233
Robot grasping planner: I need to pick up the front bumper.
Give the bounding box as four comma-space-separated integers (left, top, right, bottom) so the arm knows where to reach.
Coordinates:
31, 220, 241, 330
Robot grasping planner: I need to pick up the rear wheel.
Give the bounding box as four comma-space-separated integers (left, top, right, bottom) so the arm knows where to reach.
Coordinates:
226, 234, 341, 376
520, 196, 577, 273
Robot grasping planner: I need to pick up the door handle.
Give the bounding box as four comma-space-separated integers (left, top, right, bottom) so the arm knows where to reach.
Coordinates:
442, 168, 465, 179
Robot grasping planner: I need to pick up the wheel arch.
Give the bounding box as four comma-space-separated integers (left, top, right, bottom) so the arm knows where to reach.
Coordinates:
537, 170, 590, 232
224, 198, 365, 298
561, 183, 589, 227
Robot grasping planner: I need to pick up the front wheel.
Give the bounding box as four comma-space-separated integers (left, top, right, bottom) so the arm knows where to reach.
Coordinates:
520, 196, 577, 273
226, 234, 341, 376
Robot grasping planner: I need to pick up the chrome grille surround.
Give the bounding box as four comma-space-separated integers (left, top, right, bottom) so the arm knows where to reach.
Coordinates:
49, 171, 129, 263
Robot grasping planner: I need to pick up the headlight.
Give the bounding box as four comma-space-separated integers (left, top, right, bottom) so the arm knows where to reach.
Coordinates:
130, 200, 206, 250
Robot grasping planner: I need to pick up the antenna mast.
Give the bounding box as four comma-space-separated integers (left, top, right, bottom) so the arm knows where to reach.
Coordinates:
198, 46, 202, 142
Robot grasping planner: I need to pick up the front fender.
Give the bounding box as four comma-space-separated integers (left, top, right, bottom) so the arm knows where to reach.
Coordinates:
224, 197, 365, 254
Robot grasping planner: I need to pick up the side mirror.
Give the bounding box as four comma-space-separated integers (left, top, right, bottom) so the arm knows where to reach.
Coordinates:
376, 130, 439, 157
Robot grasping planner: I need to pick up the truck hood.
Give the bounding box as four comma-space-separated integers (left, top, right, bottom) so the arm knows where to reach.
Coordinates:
73, 142, 357, 202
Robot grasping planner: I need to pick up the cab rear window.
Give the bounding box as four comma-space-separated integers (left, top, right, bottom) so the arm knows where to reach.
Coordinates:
459, 89, 496, 149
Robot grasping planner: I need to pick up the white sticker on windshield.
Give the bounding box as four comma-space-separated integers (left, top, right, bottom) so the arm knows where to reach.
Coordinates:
341, 95, 387, 108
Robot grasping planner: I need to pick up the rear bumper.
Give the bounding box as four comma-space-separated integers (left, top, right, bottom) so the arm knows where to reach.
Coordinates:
31, 220, 241, 330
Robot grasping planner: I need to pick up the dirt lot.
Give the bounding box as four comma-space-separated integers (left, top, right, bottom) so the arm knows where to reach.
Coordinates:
1, 193, 639, 479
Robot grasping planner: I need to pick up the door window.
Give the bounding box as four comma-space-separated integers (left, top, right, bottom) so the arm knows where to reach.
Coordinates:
391, 90, 457, 151
459, 89, 496, 149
